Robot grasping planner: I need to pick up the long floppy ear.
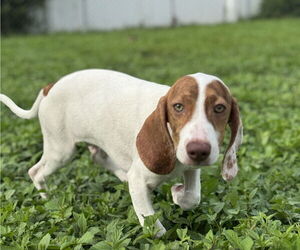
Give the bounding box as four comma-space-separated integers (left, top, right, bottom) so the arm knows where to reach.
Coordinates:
136, 96, 176, 175
222, 98, 243, 181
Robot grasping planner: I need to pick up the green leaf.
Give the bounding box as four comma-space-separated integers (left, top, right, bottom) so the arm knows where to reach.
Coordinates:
38, 233, 51, 250
205, 230, 214, 241
77, 214, 87, 234
17, 222, 26, 236
203, 230, 214, 249
90, 241, 111, 250
223, 230, 243, 249
0, 225, 11, 236
74, 244, 82, 250
249, 188, 258, 200
5, 189, 15, 200
176, 228, 188, 241
241, 237, 254, 250
78, 231, 94, 244
213, 202, 225, 213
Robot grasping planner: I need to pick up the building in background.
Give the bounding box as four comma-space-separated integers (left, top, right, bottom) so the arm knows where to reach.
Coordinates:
41, 0, 261, 32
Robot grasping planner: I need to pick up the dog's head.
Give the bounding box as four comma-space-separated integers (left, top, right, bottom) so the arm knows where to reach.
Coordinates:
136, 73, 243, 181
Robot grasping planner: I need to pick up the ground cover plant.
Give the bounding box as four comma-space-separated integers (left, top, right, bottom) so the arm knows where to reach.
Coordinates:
1, 18, 300, 249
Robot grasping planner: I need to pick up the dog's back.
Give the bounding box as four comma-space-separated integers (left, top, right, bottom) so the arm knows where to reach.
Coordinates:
38, 69, 169, 167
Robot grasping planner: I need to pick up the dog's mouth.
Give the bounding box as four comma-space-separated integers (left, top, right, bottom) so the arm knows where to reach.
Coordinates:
188, 159, 210, 167
178, 156, 210, 167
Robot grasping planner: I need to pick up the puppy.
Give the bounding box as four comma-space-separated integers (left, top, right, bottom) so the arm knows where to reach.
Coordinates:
0, 69, 242, 236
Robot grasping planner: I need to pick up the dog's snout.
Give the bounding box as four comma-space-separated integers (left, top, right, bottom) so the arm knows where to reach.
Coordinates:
186, 141, 211, 162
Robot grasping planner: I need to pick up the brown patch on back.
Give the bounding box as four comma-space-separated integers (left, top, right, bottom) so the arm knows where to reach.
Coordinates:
43, 82, 55, 96
167, 76, 199, 146
205, 80, 232, 143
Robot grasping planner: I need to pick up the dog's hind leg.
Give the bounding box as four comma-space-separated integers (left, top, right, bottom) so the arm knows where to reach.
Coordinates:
88, 145, 127, 182
28, 137, 75, 198
28, 158, 47, 197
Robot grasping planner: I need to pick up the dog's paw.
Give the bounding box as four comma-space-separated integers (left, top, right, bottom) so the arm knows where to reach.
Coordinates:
171, 183, 184, 206
155, 226, 167, 238
154, 220, 167, 238
171, 183, 200, 210
39, 191, 48, 199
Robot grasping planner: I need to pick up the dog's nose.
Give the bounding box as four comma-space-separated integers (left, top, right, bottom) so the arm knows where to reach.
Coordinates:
186, 141, 211, 162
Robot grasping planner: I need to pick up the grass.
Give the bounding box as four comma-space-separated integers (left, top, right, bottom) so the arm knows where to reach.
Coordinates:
1, 18, 300, 249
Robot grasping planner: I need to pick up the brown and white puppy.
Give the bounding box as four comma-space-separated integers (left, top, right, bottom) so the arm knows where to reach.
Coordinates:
0, 70, 242, 237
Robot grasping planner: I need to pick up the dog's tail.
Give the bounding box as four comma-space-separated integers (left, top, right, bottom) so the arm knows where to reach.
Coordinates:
0, 90, 44, 119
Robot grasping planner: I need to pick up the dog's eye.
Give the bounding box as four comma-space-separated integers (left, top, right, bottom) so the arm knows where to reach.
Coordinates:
214, 104, 226, 113
173, 103, 184, 112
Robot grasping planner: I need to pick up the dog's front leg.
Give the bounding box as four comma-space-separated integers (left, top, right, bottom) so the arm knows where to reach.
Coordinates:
171, 169, 201, 210
127, 166, 166, 237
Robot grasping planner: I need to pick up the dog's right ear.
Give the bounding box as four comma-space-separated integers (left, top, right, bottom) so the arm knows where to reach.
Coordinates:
221, 98, 243, 181
136, 96, 176, 175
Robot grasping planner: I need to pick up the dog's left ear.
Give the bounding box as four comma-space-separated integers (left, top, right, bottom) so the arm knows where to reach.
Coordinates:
136, 96, 176, 175
222, 97, 243, 181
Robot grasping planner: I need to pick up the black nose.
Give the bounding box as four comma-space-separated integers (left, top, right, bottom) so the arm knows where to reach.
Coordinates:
186, 141, 211, 162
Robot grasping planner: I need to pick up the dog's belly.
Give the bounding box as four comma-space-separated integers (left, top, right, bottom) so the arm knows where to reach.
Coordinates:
38, 69, 169, 171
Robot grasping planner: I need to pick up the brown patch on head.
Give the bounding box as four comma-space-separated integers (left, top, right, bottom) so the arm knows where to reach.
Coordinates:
136, 96, 176, 175
136, 76, 198, 175
43, 83, 55, 96
205, 80, 232, 143
166, 76, 199, 146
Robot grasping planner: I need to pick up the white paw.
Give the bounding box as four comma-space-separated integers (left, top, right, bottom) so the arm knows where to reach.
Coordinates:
171, 183, 184, 206
39, 192, 48, 199
154, 220, 167, 238
155, 226, 167, 238
171, 183, 200, 211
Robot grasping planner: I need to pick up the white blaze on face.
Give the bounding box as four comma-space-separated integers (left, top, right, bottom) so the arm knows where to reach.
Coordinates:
176, 73, 224, 166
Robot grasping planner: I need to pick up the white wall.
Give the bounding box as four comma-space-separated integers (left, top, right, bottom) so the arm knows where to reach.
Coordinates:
44, 0, 262, 32
46, 0, 84, 31
84, 0, 174, 30
173, 0, 226, 25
